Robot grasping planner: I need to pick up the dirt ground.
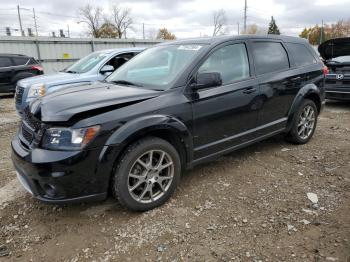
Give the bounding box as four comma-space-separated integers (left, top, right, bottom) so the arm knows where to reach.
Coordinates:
0, 95, 349, 262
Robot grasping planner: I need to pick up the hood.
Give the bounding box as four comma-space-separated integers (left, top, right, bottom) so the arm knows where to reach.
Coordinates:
318, 37, 350, 60
18, 72, 85, 87
31, 82, 160, 122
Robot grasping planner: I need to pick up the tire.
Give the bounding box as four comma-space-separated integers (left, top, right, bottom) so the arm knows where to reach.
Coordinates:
112, 137, 181, 211
286, 99, 318, 144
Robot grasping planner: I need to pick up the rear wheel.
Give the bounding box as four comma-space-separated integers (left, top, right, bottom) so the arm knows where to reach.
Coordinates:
112, 137, 181, 211
286, 99, 318, 144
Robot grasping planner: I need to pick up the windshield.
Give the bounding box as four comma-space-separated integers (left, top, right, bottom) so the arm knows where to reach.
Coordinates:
63, 51, 108, 74
331, 55, 350, 63
106, 44, 205, 90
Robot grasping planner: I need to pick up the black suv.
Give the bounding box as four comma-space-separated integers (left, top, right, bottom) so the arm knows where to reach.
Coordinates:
0, 54, 43, 93
12, 35, 325, 211
319, 37, 350, 101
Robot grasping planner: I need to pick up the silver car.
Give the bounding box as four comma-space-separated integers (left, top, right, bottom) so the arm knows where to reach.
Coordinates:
15, 47, 145, 115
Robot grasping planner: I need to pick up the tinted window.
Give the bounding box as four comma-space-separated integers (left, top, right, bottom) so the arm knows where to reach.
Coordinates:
0, 57, 13, 67
12, 57, 29, 66
198, 44, 250, 84
252, 42, 290, 75
286, 43, 316, 66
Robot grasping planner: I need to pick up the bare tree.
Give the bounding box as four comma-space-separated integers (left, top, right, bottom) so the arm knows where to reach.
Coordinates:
212, 9, 226, 36
79, 4, 103, 38
111, 5, 133, 39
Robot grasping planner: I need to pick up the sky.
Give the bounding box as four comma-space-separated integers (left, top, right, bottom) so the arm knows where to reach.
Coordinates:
0, 0, 349, 38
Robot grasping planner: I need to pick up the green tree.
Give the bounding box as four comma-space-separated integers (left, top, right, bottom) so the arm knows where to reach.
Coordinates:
299, 28, 311, 39
267, 16, 280, 35
156, 28, 176, 40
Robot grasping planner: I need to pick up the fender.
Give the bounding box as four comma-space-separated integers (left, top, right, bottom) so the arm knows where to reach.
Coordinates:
286, 83, 322, 132
105, 114, 193, 165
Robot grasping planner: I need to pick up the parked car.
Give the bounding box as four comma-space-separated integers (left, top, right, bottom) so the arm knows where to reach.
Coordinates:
0, 54, 43, 94
12, 35, 325, 211
318, 37, 350, 101
15, 47, 145, 115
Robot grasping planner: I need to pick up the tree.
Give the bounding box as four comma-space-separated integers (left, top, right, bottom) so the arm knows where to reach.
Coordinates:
246, 24, 258, 34
79, 4, 103, 38
212, 9, 226, 36
111, 4, 133, 39
299, 27, 311, 39
156, 28, 176, 40
98, 22, 118, 38
267, 16, 280, 35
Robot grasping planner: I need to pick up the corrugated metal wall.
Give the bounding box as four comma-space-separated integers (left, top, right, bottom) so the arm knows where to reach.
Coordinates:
0, 37, 162, 73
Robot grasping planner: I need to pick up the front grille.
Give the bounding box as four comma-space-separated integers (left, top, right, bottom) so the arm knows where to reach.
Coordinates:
23, 107, 41, 130
19, 109, 43, 147
15, 86, 24, 105
21, 124, 34, 144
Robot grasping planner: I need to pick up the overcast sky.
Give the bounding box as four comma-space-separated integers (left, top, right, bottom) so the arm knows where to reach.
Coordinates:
0, 0, 349, 38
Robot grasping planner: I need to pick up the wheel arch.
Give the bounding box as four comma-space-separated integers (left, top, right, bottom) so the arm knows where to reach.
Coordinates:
286, 83, 322, 132
105, 115, 193, 171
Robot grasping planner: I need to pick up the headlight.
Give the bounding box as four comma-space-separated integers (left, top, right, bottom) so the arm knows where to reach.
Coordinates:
42, 125, 100, 150
27, 83, 46, 99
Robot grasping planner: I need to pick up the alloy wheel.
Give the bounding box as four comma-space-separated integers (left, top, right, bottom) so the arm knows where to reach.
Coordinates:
297, 105, 316, 140
127, 150, 174, 204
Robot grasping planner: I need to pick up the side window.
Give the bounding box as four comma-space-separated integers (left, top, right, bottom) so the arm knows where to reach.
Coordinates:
0, 57, 13, 67
286, 43, 317, 67
105, 52, 136, 70
252, 42, 290, 75
198, 43, 250, 84
12, 57, 29, 66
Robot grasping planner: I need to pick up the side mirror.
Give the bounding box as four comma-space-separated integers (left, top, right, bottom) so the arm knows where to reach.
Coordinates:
191, 72, 222, 90
100, 65, 114, 75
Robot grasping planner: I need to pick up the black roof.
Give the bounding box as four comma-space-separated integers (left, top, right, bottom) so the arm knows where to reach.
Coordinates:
0, 53, 31, 57
159, 34, 308, 46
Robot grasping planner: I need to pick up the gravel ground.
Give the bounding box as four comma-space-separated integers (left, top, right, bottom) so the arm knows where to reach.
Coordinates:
0, 96, 349, 262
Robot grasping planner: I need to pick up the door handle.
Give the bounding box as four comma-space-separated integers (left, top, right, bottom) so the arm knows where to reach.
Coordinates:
243, 87, 257, 94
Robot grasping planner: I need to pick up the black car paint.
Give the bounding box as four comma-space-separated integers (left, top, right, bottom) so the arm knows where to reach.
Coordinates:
11, 35, 325, 203
0, 54, 43, 93
318, 37, 350, 101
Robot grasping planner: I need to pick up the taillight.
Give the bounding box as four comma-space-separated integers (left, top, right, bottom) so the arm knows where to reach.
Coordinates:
31, 65, 44, 72
323, 66, 329, 76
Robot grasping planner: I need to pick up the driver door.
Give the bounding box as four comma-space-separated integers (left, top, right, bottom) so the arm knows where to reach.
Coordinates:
190, 42, 260, 161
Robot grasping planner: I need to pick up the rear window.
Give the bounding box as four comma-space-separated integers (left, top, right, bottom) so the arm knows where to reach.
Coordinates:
0, 57, 13, 67
12, 57, 29, 66
252, 42, 290, 75
286, 43, 316, 67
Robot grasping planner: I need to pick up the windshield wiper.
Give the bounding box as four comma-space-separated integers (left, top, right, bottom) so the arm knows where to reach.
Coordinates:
65, 70, 78, 74
109, 80, 143, 87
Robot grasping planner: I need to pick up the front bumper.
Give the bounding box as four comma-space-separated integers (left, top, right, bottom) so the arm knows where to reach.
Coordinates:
11, 135, 113, 204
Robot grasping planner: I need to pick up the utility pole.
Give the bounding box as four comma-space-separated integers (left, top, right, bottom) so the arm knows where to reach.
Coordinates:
33, 8, 38, 36
243, 0, 247, 34
17, 5, 24, 36
320, 19, 324, 44
237, 22, 240, 35
67, 24, 70, 38
142, 23, 145, 39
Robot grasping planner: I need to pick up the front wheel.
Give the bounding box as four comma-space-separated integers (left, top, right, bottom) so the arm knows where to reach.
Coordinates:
112, 137, 181, 211
286, 99, 318, 144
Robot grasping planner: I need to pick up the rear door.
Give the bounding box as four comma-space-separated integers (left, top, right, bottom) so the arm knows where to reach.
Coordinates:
249, 40, 298, 134
191, 41, 260, 160
0, 56, 14, 92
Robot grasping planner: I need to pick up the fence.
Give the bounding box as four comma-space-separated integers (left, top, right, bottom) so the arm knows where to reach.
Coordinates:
0, 36, 162, 73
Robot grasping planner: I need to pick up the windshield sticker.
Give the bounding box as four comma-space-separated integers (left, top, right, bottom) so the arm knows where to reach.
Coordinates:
177, 45, 202, 51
